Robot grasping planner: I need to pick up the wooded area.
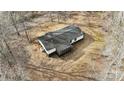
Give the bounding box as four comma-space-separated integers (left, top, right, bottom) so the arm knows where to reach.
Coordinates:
0, 11, 124, 80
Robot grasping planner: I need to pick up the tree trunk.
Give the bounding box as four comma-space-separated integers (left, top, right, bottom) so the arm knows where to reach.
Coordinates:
10, 12, 20, 36
22, 22, 30, 42
3, 39, 16, 65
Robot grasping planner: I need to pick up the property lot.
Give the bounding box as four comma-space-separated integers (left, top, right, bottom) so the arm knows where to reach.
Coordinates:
4, 12, 107, 80
24, 12, 106, 80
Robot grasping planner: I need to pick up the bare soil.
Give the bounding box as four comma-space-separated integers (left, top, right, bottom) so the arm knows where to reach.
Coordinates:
7, 12, 108, 80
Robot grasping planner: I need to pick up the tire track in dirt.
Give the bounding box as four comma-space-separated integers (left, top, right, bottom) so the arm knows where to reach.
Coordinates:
26, 12, 107, 80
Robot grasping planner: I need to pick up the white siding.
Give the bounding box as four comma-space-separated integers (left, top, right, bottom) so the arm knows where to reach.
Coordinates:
38, 40, 56, 55
71, 35, 84, 44
47, 48, 56, 54
76, 35, 84, 41
71, 39, 76, 44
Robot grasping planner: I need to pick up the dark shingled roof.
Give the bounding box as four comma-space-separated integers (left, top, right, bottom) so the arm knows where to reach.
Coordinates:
38, 25, 84, 56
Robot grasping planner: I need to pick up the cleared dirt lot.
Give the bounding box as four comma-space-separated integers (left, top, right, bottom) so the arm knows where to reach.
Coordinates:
3, 12, 124, 80
6, 12, 107, 80
26, 29, 94, 69
24, 12, 107, 80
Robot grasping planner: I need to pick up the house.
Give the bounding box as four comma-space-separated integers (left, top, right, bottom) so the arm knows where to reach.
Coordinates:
38, 25, 84, 56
